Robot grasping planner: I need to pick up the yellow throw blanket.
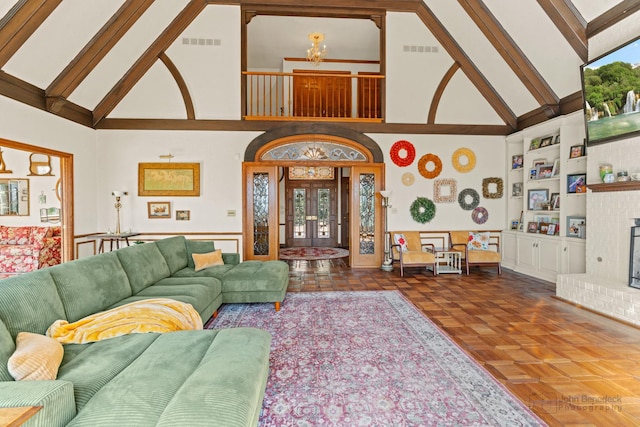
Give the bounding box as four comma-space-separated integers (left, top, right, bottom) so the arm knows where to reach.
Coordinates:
47, 298, 203, 344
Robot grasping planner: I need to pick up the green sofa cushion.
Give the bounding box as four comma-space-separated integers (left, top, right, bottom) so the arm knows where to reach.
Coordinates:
172, 264, 236, 280
185, 240, 215, 268
129, 277, 222, 316
0, 320, 14, 381
49, 252, 132, 323
222, 260, 289, 292
0, 270, 67, 338
0, 380, 77, 426
58, 334, 160, 410
155, 236, 188, 274
115, 243, 170, 294
64, 329, 270, 427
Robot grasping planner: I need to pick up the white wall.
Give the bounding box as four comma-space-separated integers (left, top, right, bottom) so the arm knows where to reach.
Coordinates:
370, 133, 505, 231
581, 11, 640, 282
95, 130, 261, 233
385, 12, 503, 125
0, 96, 97, 234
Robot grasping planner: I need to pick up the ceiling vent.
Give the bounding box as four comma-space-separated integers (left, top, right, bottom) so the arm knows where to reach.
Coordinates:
403, 45, 438, 53
181, 38, 221, 46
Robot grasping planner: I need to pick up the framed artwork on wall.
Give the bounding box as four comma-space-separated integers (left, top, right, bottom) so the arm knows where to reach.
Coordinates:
147, 202, 171, 219
138, 163, 200, 196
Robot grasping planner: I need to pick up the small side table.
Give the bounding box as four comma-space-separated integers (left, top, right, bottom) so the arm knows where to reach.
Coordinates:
94, 233, 140, 253
0, 406, 42, 426
434, 248, 462, 275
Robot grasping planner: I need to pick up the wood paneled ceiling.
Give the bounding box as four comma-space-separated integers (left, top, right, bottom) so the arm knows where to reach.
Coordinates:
0, 0, 638, 135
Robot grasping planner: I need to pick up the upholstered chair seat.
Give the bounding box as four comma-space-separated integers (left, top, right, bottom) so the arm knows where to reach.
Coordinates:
449, 231, 501, 275
390, 231, 436, 277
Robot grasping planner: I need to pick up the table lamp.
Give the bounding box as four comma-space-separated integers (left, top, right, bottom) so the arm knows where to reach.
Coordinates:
111, 191, 128, 235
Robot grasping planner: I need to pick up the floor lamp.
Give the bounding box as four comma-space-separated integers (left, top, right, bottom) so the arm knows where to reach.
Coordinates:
380, 190, 393, 271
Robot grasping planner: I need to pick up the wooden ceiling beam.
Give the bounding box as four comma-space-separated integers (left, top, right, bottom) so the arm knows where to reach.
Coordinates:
92, 0, 208, 126
46, 0, 154, 100
414, 2, 517, 130
516, 90, 582, 130
459, 0, 559, 115
537, 0, 587, 62
235, 0, 418, 14
96, 117, 512, 135
0, 71, 93, 127
588, 0, 640, 38
0, 0, 62, 67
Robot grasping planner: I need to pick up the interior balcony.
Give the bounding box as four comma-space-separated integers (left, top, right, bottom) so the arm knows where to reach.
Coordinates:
243, 71, 384, 122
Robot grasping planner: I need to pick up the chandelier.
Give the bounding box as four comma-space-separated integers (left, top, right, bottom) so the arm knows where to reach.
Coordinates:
306, 32, 327, 66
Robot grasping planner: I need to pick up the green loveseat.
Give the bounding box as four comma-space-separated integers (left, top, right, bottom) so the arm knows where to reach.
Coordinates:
0, 236, 289, 426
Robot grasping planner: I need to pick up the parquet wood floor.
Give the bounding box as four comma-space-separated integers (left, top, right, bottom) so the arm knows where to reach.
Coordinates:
285, 259, 640, 426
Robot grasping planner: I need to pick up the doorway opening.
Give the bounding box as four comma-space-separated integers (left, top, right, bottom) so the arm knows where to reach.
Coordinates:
285, 166, 339, 248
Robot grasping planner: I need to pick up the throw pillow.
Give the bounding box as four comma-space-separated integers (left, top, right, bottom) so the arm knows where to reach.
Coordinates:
8, 332, 63, 381
185, 240, 216, 268
193, 249, 224, 272
393, 233, 409, 252
467, 232, 490, 251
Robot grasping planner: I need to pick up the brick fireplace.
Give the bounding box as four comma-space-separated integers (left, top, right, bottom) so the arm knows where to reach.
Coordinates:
556, 137, 640, 325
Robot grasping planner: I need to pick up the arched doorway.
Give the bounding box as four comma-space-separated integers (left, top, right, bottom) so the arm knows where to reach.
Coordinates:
242, 125, 385, 268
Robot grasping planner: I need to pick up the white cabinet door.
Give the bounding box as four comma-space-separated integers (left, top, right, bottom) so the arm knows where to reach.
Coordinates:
501, 232, 517, 269
562, 238, 586, 274
516, 234, 538, 273
538, 238, 561, 280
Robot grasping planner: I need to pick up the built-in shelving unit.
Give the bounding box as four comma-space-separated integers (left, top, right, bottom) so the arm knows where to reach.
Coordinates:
502, 112, 587, 282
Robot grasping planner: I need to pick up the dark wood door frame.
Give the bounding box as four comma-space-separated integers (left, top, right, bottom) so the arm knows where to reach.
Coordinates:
0, 137, 74, 262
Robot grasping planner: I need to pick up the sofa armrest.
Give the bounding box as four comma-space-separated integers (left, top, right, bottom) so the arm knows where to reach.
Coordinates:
222, 253, 240, 265
0, 380, 76, 427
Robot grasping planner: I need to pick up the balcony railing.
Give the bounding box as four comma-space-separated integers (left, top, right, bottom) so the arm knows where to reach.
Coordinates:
243, 71, 384, 122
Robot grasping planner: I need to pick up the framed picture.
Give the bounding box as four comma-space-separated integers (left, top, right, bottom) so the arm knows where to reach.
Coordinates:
551, 158, 560, 176
536, 164, 554, 179
176, 210, 190, 221
512, 182, 523, 197
550, 192, 560, 209
540, 136, 554, 147
567, 216, 586, 238
147, 202, 171, 219
529, 168, 538, 180
532, 158, 546, 168
539, 222, 550, 234
567, 173, 587, 193
527, 222, 539, 233
569, 145, 585, 159
529, 138, 542, 151
528, 188, 549, 210
512, 154, 524, 169
138, 163, 200, 197
553, 134, 560, 145
547, 223, 557, 235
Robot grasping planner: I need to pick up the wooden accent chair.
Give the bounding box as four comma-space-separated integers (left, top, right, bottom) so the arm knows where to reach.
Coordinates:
448, 231, 501, 275
390, 231, 436, 277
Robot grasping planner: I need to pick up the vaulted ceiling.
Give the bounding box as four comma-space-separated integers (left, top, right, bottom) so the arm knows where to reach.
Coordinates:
0, 0, 638, 135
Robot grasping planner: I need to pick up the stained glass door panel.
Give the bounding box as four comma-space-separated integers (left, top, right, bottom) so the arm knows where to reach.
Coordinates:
286, 178, 337, 247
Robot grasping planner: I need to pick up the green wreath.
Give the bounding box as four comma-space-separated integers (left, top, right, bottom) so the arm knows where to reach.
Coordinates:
410, 197, 436, 224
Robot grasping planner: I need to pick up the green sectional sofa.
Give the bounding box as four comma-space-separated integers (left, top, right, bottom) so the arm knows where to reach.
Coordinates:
0, 236, 289, 426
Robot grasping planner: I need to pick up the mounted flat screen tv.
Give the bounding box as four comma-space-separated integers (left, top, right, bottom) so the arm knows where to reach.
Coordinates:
581, 35, 640, 146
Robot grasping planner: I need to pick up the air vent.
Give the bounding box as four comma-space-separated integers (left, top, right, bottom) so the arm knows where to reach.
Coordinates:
403, 45, 438, 53
181, 38, 221, 46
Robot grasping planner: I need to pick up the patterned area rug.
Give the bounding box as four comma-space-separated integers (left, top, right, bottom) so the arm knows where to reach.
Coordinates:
207, 291, 545, 426
279, 247, 349, 261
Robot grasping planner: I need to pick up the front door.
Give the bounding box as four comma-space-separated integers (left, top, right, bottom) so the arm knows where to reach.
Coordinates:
286, 170, 338, 247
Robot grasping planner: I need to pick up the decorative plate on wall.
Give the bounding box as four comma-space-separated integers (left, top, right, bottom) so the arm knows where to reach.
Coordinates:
401, 172, 415, 186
